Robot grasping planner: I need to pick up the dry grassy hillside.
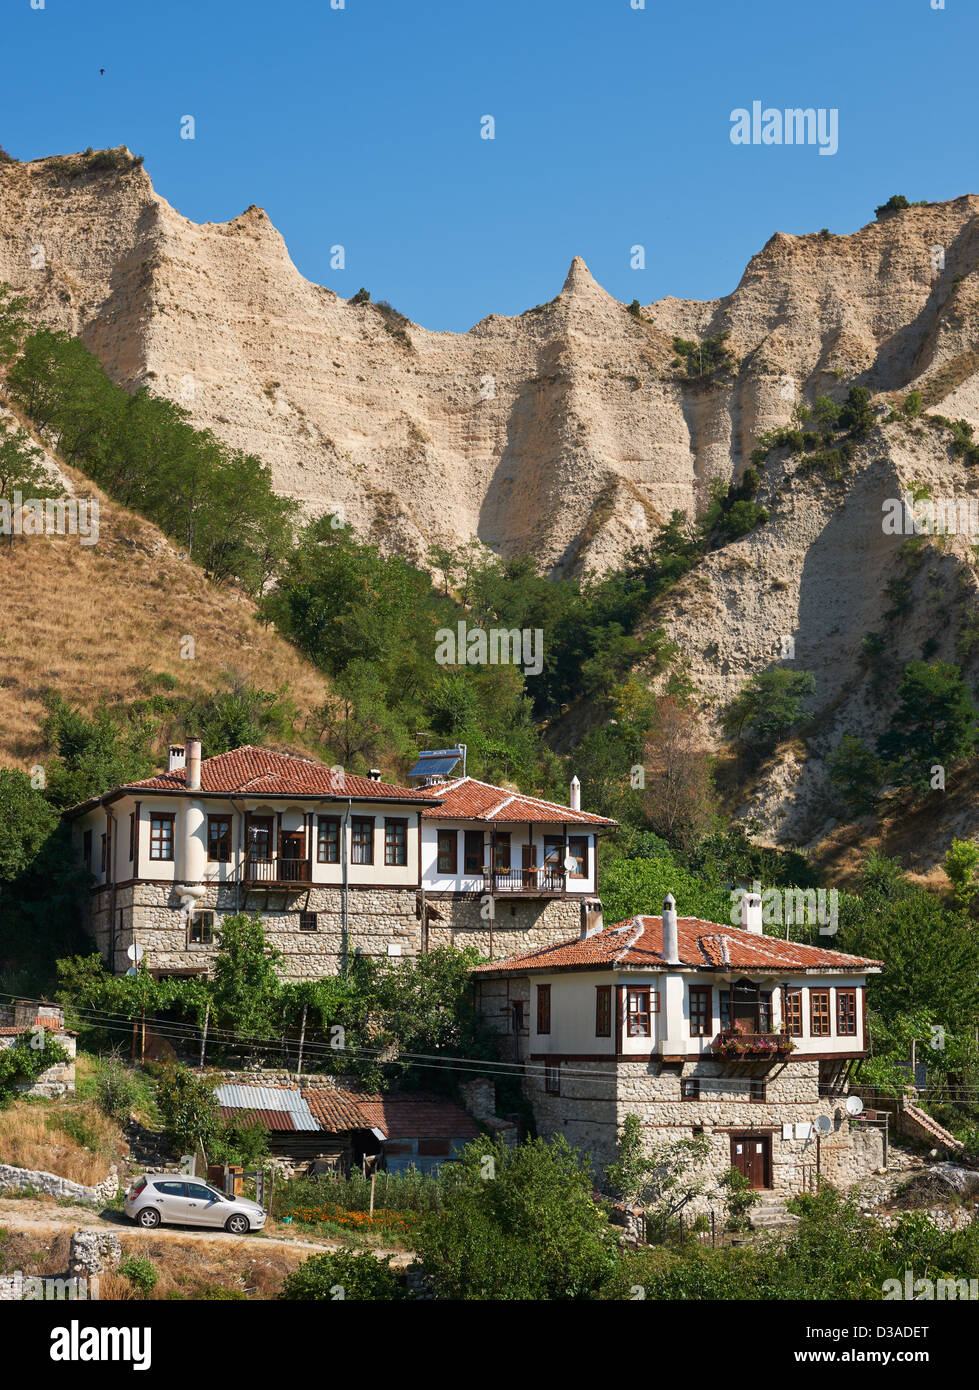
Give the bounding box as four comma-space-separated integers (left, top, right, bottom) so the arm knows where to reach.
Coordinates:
0, 455, 330, 769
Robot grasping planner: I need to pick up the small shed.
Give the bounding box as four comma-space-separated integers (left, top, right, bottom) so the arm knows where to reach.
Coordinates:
356, 1094, 481, 1174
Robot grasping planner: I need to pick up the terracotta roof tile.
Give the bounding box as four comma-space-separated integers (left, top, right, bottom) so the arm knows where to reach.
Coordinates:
302, 1086, 373, 1133
409, 777, 616, 827
471, 915, 883, 976
354, 1093, 481, 1140
121, 746, 427, 801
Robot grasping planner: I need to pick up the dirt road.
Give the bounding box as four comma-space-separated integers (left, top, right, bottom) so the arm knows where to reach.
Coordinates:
0, 1196, 413, 1263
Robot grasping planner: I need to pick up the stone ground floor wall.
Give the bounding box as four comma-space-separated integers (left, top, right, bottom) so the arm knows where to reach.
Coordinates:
524, 1057, 885, 1203
88, 884, 582, 979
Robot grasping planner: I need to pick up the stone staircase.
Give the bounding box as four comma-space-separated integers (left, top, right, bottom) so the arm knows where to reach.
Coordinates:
749, 1194, 800, 1231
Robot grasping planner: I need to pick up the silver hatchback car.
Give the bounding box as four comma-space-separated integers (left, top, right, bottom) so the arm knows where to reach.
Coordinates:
124, 1175, 267, 1235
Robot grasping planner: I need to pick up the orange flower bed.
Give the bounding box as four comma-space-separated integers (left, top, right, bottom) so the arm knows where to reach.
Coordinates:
283, 1205, 418, 1234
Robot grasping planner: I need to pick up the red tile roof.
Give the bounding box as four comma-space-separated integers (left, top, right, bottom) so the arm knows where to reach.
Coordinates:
117, 746, 429, 801
409, 777, 616, 827
302, 1086, 375, 1133
353, 1094, 481, 1141
0, 1021, 74, 1036
471, 915, 883, 976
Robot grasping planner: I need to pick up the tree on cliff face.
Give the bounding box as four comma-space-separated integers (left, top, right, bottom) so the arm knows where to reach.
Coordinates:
641, 696, 715, 851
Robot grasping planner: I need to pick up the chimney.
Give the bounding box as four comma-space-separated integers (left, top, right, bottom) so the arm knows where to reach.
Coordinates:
740, 889, 763, 934
662, 893, 680, 965
368, 768, 382, 782
569, 775, 581, 811
168, 744, 186, 774
186, 737, 202, 791
580, 897, 604, 940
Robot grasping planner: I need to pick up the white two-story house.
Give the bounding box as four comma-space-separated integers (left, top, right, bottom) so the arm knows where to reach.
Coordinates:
65, 742, 616, 979
473, 893, 886, 1200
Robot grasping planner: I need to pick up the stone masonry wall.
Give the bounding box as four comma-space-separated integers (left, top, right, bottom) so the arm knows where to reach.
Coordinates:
0, 1163, 118, 1205
0, 1031, 76, 1097
89, 884, 582, 980
524, 1057, 885, 1204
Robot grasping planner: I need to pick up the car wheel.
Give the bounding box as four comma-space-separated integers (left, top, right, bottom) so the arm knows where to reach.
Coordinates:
137, 1208, 161, 1229
225, 1213, 250, 1235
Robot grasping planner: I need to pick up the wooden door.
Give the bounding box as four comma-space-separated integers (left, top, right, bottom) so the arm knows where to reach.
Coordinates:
521, 842, 537, 887
730, 1134, 770, 1189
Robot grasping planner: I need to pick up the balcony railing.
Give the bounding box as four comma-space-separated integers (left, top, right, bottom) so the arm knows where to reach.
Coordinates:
481, 868, 567, 895
711, 1029, 796, 1059
244, 855, 311, 885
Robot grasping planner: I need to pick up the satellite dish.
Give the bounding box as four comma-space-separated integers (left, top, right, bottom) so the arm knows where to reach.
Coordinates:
127, 943, 144, 962
845, 1095, 864, 1116
815, 1114, 833, 1134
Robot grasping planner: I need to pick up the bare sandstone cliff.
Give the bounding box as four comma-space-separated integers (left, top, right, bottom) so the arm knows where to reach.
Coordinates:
4, 151, 979, 576
5, 150, 979, 856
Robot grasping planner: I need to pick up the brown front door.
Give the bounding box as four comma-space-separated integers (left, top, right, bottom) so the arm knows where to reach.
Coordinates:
521, 843, 537, 887
731, 1134, 771, 1189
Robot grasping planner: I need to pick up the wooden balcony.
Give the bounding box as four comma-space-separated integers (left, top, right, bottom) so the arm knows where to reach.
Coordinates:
711, 1029, 796, 1060
481, 868, 566, 896
243, 854, 311, 886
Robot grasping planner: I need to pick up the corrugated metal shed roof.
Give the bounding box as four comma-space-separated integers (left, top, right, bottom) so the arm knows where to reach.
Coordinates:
214, 1084, 320, 1131
218, 1106, 297, 1131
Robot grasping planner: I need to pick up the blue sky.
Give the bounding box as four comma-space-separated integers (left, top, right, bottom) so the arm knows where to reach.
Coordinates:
1, 0, 972, 331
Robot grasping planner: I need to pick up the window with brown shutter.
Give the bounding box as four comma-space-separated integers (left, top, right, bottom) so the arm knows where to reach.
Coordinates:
595, 985, 611, 1037
784, 989, 803, 1036
537, 984, 551, 1035
317, 817, 340, 864
810, 989, 831, 1037
837, 989, 857, 1036
351, 818, 374, 865
437, 830, 457, 875
463, 830, 483, 874
207, 815, 232, 863
189, 910, 214, 945
689, 986, 712, 1037
128, 811, 136, 862
626, 988, 652, 1038
385, 819, 408, 867
681, 1078, 700, 1101
149, 814, 175, 862
567, 836, 588, 878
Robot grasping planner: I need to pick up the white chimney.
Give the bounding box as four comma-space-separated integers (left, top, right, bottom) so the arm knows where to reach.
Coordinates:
168, 745, 186, 774
368, 768, 382, 782
570, 775, 581, 811
662, 893, 680, 965
580, 898, 604, 940
740, 889, 763, 934
186, 737, 202, 792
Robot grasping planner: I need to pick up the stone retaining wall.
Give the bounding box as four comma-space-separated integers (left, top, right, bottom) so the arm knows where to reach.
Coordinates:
0, 1162, 118, 1205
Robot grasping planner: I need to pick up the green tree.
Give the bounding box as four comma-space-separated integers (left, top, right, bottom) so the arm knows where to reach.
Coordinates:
278, 1249, 409, 1301
828, 735, 885, 817
39, 694, 155, 810
605, 1114, 712, 1227
154, 1065, 220, 1155
0, 770, 59, 881
943, 838, 979, 908
723, 669, 816, 743
209, 913, 283, 1038
415, 1135, 615, 1300
876, 661, 978, 794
